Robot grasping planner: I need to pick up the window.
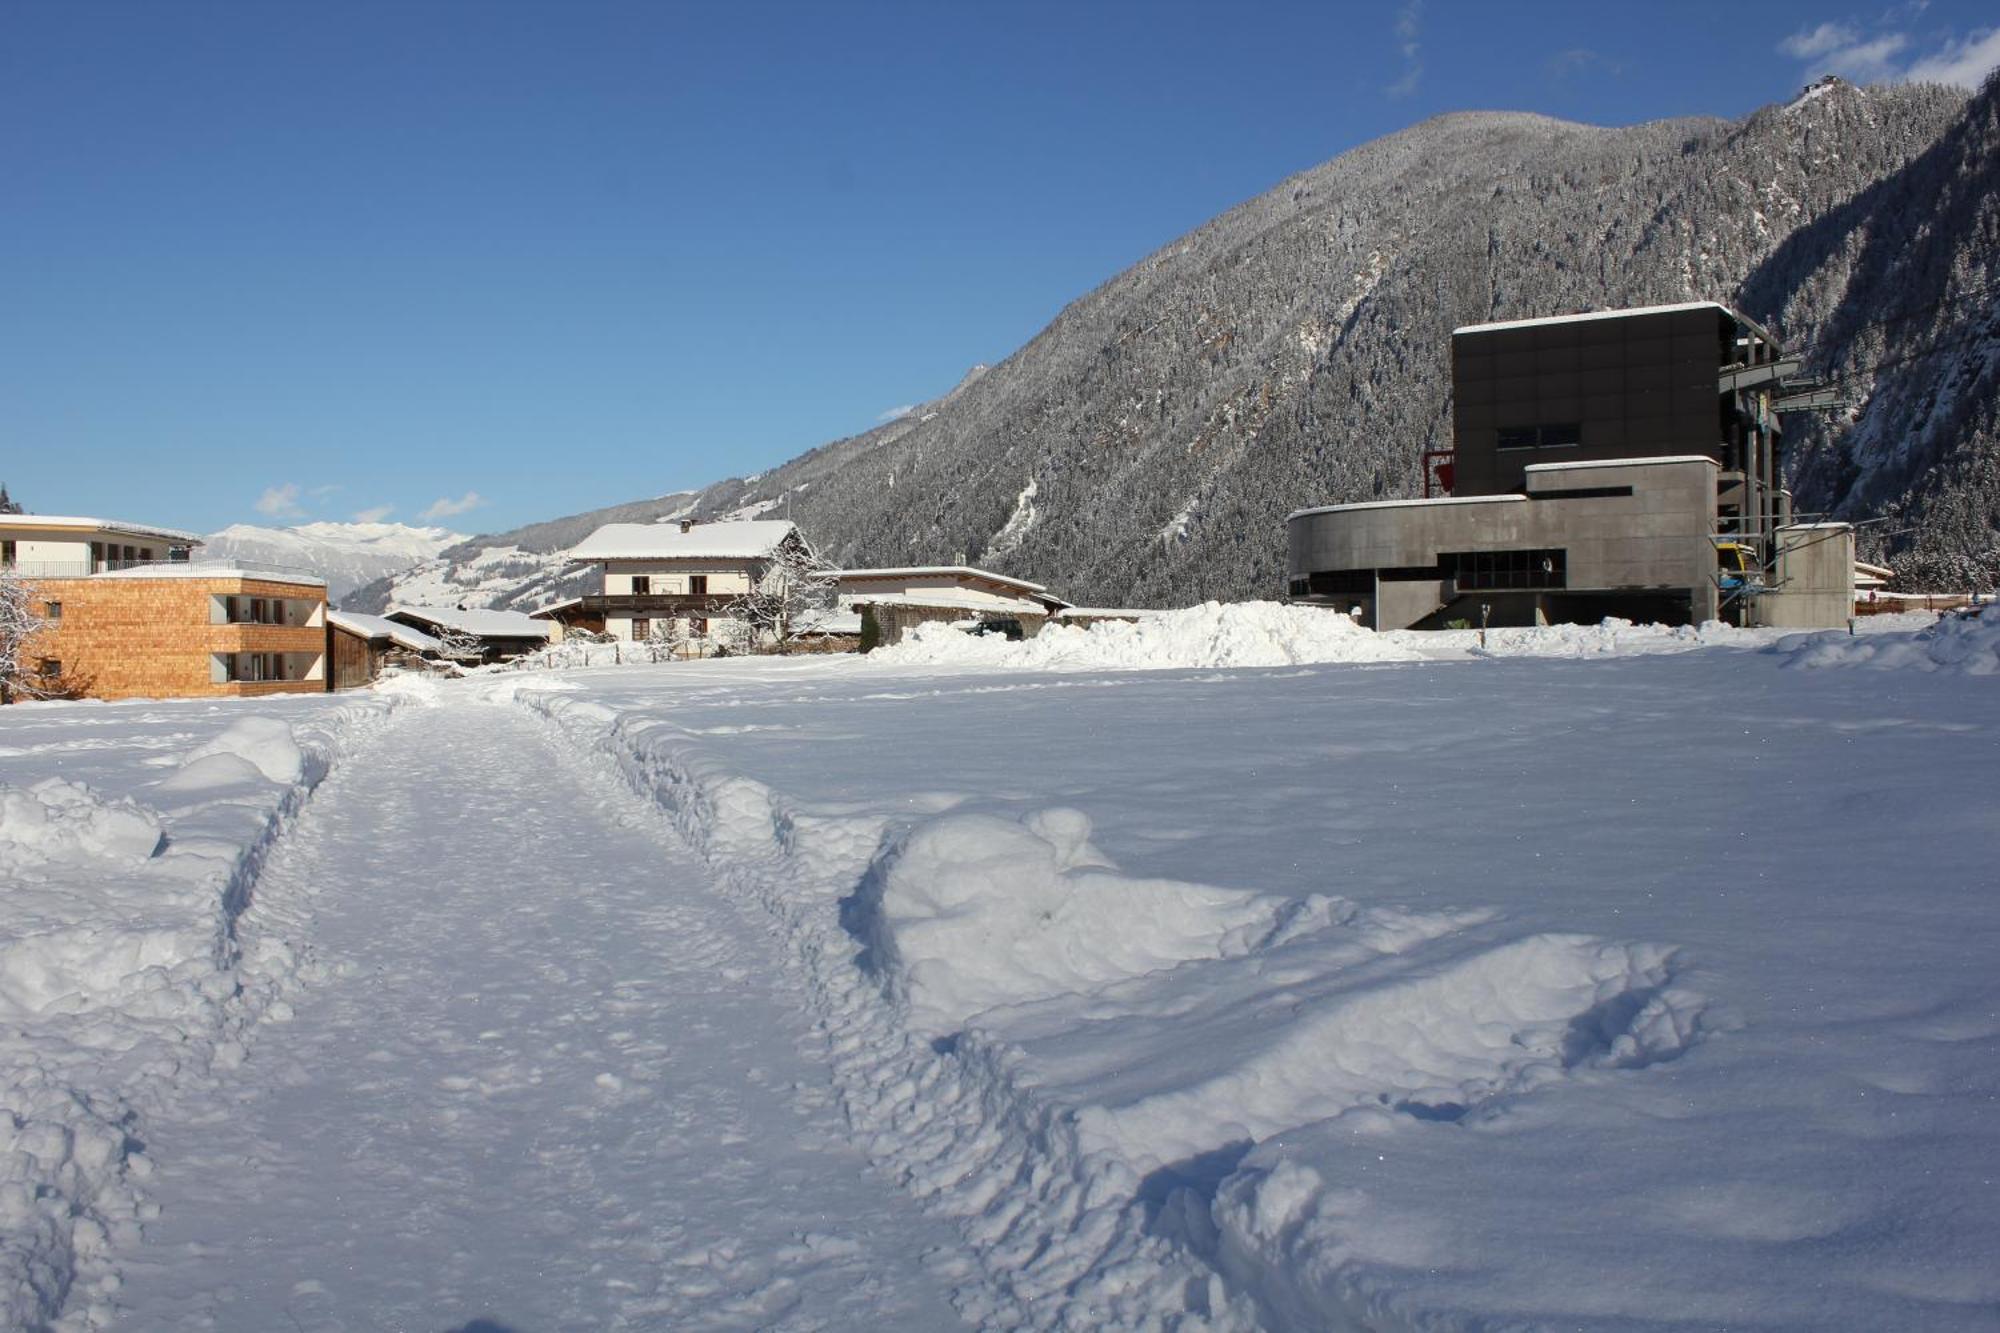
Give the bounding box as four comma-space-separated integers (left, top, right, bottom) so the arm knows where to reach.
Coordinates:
631, 576, 651, 595
38, 659, 60, 678
689, 575, 708, 596
1444, 549, 1566, 591
1496, 423, 1582, 450
1530, 486, 1632, 501
43, 601, 61, 622
631, 617, 651, 640
1, 540, 13, 566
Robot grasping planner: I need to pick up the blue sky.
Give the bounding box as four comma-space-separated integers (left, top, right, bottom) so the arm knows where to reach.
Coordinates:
4, 1, 1996, 537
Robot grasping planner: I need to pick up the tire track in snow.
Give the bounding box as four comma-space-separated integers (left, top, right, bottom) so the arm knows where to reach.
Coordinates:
113, 702, 969, 1331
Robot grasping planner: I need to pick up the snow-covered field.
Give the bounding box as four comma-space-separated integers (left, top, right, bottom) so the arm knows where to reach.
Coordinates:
3, 606, 1996, 1329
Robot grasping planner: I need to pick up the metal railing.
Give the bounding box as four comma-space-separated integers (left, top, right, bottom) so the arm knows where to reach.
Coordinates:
2, 556, 322, 582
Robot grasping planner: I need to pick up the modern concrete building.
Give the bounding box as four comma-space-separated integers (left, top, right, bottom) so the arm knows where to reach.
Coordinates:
1287, 302, 1852, 629
1, 513, 200, 577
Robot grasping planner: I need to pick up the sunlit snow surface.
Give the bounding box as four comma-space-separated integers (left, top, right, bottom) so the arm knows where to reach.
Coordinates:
3, 608, 1997, 1330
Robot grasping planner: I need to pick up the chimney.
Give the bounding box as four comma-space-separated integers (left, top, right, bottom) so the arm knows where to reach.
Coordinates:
679, 518, 696, 533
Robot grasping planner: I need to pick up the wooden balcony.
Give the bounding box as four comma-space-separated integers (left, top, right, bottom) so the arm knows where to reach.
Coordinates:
570, 593, 734, 616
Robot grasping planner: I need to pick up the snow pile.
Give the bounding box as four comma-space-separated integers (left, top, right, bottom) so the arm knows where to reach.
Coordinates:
874, 600, 1421, 671
858, 808, 1334, 1035
0, 779, 162, 866
1458, 616, 1744, 657
170, 716, 309, 786
1778, 605, 2000, 675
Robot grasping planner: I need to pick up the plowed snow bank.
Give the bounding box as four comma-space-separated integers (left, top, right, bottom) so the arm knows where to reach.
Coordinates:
873, 600, 1421, 670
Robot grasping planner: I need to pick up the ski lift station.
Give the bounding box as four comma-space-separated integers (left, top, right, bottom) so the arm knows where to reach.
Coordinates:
1287, 302, 1854, 630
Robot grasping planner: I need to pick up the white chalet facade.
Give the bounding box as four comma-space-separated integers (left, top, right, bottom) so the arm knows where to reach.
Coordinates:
565, 518, 807, 649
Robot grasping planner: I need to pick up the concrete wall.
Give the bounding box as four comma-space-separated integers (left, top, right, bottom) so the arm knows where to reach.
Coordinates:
1756, 525, 1855, 629
24, 575, 327, 700
1289, 457, 1722, 628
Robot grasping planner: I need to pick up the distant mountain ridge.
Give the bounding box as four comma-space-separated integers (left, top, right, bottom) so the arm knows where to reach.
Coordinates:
358, 76, 1997, 613
203, 521, 466, 601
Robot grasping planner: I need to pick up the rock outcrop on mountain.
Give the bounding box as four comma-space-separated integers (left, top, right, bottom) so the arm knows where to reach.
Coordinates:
360, 75, 1996, 613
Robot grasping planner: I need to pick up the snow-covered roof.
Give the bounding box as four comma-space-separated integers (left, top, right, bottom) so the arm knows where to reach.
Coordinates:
1454, 302, 1734, 336
846, 590, 1051, 617
567, 520, 796, 563
1455, 301, 1782, 348
386, 605, 550, 639
0, 514, 203, 543
834, 565, 1051, 596
1288, 494, 1523, 521
93, 561, 325, 586
1526, 455, 1719, 474
526, 597, 584, 619
1052, 607, 1160, 620
328, 610, 442, 653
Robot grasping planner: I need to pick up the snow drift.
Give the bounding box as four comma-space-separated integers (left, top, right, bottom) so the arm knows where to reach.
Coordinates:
1778, 604, 2000, 674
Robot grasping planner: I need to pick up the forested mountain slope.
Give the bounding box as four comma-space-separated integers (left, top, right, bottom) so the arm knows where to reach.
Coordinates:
361, 77, 1995, 613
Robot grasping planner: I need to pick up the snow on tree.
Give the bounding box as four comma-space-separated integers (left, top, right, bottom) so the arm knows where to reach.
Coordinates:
0, 568, 48, 705
431, 623, 485, 666
720, 533, 839, 654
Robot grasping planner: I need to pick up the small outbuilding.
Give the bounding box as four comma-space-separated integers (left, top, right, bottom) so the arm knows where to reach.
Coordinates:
835, 566, 1071, 647
326, 611, 444, 688
384, 606, 552, 664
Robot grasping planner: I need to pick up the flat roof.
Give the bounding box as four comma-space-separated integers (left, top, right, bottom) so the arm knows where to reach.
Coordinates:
1288, 494, 1523, 522
93, 563, 325, 585
1526, 455, 1719, 474
833, 565, 1050, 595
0, 514, 203, 543
1453, 301, 1780, 346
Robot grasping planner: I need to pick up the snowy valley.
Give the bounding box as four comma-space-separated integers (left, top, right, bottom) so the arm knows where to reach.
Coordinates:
2, 607, 1995, 1330
200, 522, 468, 603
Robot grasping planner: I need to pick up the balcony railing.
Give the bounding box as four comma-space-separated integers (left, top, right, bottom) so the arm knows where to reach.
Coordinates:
2, 557, 322, 582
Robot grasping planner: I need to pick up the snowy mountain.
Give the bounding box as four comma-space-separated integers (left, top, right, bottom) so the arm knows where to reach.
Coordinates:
202, 522, 467, 602
359, 78, 1996, 613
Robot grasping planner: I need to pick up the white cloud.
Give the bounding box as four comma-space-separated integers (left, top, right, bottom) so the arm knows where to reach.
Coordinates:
1386, 0, 1422, 98
875, 404, 917, 424
1904, 26, 2000, 86
420, 491, 486, 521
1781, 21, 1862, 60
1778, 17, 1999, 88
254, 483, 306, 520
351, 504, 395, 523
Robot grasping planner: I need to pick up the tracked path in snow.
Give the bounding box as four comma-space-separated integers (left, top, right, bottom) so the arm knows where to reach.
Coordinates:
114, 702, 969, 1332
